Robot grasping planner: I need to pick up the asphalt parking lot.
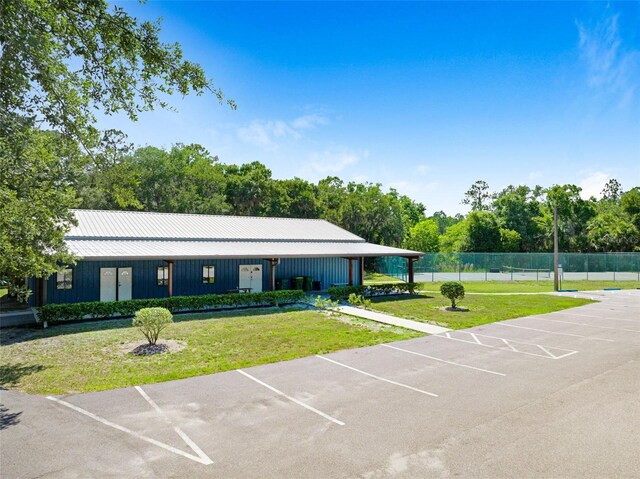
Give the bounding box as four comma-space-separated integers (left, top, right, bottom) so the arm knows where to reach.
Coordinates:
2, 290, 639, 478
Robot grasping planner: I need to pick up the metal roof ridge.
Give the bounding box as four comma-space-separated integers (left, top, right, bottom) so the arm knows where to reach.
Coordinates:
70, 209, 336, 223
65, 237, 368, 243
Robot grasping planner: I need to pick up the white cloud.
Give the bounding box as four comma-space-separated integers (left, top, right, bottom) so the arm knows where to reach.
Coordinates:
528, 170, 543, 181
416, 164, 431, 174
236, 113, 329, 150
388, 180, 439, 196
578, 170, 610, 199
290, 114, 329, 130
236, 120, 300, 149
308, 148, 367, 173
577, 13, 640, 104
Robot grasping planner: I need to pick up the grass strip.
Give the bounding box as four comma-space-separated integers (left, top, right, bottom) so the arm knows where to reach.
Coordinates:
0, 307, 421, 395
370, 294, 594, 330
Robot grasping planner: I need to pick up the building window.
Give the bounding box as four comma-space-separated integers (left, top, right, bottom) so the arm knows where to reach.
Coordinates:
56, 269, 73, 290
203, 265, 215, 284
157, 266, 168, 286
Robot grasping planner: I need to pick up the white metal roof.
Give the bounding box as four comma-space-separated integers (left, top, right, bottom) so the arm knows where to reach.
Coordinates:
66, 240, 421, 260
69, 209, 364, 242
66, 210, 423, 259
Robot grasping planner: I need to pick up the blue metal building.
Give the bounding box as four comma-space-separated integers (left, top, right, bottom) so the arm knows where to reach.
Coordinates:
30, 210, 423, 305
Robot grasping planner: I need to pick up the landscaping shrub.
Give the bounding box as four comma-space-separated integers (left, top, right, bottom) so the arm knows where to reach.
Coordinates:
328, 282, 418, 301
132, 308, 173, 345
37, 290, 306, 324
347, 293, 372, 310
347, 293, 363, 306
440, 282, 465, 308
314, 295, 339, 315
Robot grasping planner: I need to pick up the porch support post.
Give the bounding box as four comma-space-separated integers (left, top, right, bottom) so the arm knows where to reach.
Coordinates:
34, 277, 42, 307
359, 257, 364, 286
268, 258, 278, 291
166, 260, 175, 297
406, 256, 419, 283
348, 258, 354, 286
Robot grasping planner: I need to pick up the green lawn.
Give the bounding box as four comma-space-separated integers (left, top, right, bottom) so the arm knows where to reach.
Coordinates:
0, 307, 421, 395
364, 272, 402, 284
418, 280, 640, 293
370, 294, 594, 330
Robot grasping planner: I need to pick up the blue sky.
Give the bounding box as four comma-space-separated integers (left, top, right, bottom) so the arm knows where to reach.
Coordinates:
103, 1, 640, 214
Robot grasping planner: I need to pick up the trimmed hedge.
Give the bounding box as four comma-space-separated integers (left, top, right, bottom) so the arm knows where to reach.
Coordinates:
37, 290, 306, 324
328, 282, 418, 301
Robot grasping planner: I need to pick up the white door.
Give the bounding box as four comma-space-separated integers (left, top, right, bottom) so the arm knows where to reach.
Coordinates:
100, 268, 117, 302
239, 264, 262, 293
118, 267, 132, 301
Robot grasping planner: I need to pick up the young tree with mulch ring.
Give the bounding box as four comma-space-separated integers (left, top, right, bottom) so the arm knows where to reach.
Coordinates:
440, 282, 465, 309
133, 307, 173, 346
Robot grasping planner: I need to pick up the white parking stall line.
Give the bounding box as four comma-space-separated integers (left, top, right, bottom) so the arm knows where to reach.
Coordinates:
555, 312, 640, 323
536, 345, 559, 359
381, 344, 506, 376
501, 338, 518, 352
46, 396, 213, 465
135, 386, 213, 465
494, 322, 615, 342
435, 332, 577, 360
534, 317, 640, 333
236, 369, 345, 426
315, 355, 439, 397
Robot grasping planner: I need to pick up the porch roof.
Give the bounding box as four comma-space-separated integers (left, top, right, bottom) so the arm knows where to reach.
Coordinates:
66, 239, 422, 261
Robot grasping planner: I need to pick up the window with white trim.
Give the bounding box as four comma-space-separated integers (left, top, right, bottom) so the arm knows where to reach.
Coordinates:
56, 269, 73, 290
203, 265, 215, 284
157, 266, 168, 286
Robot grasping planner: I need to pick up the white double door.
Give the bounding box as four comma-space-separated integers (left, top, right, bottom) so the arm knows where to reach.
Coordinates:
239, 265, 263, 293
100, 267, 132, 302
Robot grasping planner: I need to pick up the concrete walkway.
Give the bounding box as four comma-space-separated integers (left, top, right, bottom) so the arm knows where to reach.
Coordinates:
336, 305, 451, 334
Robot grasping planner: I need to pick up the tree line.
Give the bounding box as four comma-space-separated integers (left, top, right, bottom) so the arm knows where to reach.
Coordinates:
67, 140, 640, 255
405, 180, 640, 254
76, 142, 424, 248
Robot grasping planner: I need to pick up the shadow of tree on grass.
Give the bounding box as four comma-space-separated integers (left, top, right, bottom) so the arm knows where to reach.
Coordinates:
371, 294, 435, 304
0, 363, 46, 388
1, 306, 306, 346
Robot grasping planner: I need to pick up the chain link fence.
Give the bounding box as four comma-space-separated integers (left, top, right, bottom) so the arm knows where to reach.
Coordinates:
376, 253, 640, 282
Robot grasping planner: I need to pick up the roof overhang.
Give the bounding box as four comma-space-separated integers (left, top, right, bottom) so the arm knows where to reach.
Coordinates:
66, 240, 423, 261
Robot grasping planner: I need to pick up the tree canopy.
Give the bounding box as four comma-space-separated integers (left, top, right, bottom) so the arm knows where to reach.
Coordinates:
1, 0, 234, 144
0, 0, 233, 296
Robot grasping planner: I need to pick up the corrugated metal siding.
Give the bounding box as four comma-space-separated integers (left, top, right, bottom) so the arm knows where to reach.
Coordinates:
40, 257, 356, 304
171, 259, 270, 296
45, 260, 171, 304
276, 257, 357, 288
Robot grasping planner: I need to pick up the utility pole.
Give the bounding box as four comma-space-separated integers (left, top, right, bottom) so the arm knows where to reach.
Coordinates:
553, 204, 559, 292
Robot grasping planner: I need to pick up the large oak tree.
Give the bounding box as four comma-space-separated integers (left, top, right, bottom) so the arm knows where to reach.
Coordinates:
0, 0, 232, 296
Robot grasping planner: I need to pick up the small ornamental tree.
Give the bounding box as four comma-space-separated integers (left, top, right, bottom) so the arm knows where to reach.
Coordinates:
132, 307, 173, 345
440, 282, 465, 309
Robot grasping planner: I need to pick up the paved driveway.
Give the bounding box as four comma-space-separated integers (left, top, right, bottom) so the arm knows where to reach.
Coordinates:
1, 290, 639, 478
